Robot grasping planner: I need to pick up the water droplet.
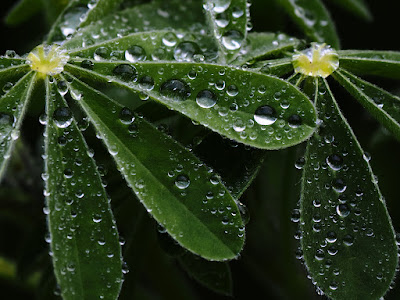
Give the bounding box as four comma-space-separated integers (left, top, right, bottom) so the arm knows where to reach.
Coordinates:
221, 30, 244, 50
291, 209, 300, 222
254, 105, 277, 125
196, 90, 217, 108
113, 64, 137, 81
326, 232, 337, 243
332, 178, 346, 193
81, 59, 94, 70
160, 79, 191, 101
211, 0, 231, 13
288, 114, 302, 127
125, 46, 146, 62
343, 234, 354, 246
326, 154, 343, 171
175, 174, 190, 189
53, 107, 73, 128
315, 249, 325, 261
174, 41, 201, 61
94, 47, 110, 61
119, 107, 134, 124
295, 157, 305, 169
226, 84, 238, 97
138, 75, 155, 90
336, 204, 350, 218
162, 32, 178, 47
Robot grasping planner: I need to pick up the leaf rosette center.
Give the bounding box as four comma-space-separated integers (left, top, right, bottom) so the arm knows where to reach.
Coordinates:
27, 45, 69, 78
292, 43, 339, 78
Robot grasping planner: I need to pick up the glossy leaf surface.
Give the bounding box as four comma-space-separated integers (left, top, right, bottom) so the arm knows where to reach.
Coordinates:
65, 74, 245, 261
66, 61, 317, 150
300, 79, 398, 299
203, 0, 249, 63
44, 78, 123, 300
338, 50, 400, 79
333, 69, 400, 141
0, 72, 35, 180
277, 0, 340, 49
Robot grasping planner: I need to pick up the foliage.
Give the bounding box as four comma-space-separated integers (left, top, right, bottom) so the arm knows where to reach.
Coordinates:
0, 0, 399, 299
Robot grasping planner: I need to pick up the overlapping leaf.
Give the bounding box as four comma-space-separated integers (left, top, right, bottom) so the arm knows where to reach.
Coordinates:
63, 73, 245, 260
44, 78, 123, 300
300, 78, 398, 299
328, 0, 372, 21
65, 60, 317, 150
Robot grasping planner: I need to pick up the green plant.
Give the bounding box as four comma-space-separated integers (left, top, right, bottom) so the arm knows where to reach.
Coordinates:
0, 0, 399, 299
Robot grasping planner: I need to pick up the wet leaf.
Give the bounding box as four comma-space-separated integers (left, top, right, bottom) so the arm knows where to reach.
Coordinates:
63, 0, 205, 50
44, 78, 122, 299
65, 60, 317, 150
231, 32, 300, 65
5, 0, 43, 26
333, 68, 400, 141
338, 50, 400, 79
47, 0, 122, 43
0, 71, 36, 181
203, 0, 249, 63
300, 78, 398, 300
178, 253, 233, 296
328, 0, 372, 21
256, 57, 294, 77
64, 74, 245, 261
276, 0, 340, 49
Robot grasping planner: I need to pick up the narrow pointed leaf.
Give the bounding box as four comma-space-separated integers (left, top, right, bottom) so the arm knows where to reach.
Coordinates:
0, 57, 30, 82
65, 61, 317, 150
5, 0, 43, 26
64, 74, 245, 261
276, 0, 340, 49
338, 50, 400, 79
44, 78, 122, 299
256, 57, 294, 77
203, 0, 249, 63
178, 253, 233, 296
47, 0, 122, 43
66, 30, 218, 62
231, 32, 300, 65
63, 0, 205, 50
333, 69, 400, 141
0, 71, 35, 181
328, 0, 372, 21
300, 78, 398, 299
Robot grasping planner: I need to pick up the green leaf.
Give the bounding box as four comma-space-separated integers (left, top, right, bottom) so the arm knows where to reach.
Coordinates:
63, 0, 205, 50
203, 0, 249, 63
66, 30, 218, 62
65, 61, 317, 150
0, 71, 36, 181
44, 77, 123, 299
300, 78, 398, 300
64, 74, 245, 261
178, 253, 233, 296
338, 50, 400, 79
333, 68, 400, 141
276, 0, 340, 49
231, 32, 300, 65
5, 0, 43, 26
256, 57, 294, 77
328, 0, 372, 21
42, 0, 71, 24
47, 0, 122, 44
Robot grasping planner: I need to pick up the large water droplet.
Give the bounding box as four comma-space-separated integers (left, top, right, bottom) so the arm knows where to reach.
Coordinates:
288, 114, 302, 128
119, 107, 134, 125
53, 107, 73, 128
326, 154, 343, 171
196, 90, 217, 108
174, 42, 201, 61
221, 30, 244, 50
125, 46, 146, 62
113, 64, 137, 81
175, 174, 190, 189
94, 47, 110, 61
0, 113, 15, 140
254, 105, 277, 125
138, 75, 155, 90
160, 79, 191, 101
336, 203, 350, 218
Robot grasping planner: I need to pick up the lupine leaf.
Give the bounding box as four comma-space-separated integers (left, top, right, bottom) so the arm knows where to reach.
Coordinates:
65, 60, 317, 150
66, 30, 218, 63
47, 0, 122, 43
276, 0, 340, 49
178, 253, 233, 296
5, 0, 43, 26
203, 0, 249, 63
63, 0, 205, 50
257, 57, 294, 77
338, 50, 400, 79
44, 77, 123, 299
0, 71, 36, 181
300, 78, 398, 300
64, 74, 245, 261
231, 32, 300, 65
333, 68, 400, 141
328, 0, 372, 21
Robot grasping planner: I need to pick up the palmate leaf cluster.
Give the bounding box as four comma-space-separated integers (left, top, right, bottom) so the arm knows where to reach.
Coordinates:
0, 0, 399, 299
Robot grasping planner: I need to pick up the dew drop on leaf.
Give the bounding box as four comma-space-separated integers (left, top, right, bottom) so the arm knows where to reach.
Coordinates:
119, 108, 134, 125
221, 30, 244, 50
174, 42, 201, 61
254, 105, 277, 125
113, 64, 137, 81
196, 90, 217, 108
175, 174, 190, 189
160, 79, 191, 101
0, 112, 15, 140
53, 107, 73, 128
138, 75, 155, 90
81, 60, 94, 70
326, 154, 343, 171
125, 46, 146, 62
